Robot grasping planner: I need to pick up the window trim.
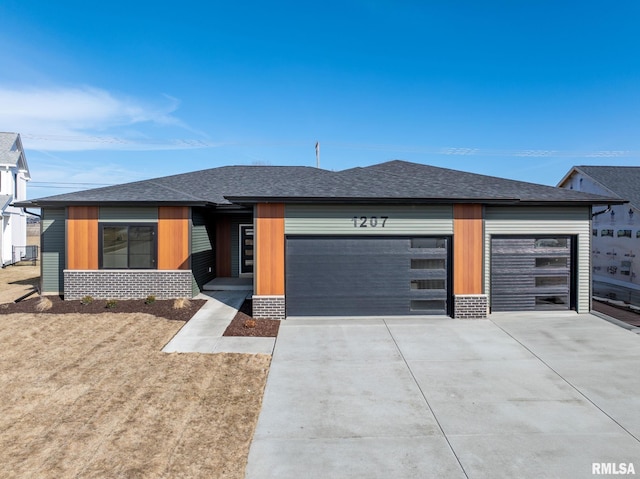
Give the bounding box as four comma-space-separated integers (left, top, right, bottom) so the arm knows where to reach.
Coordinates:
98, 223, 158, 270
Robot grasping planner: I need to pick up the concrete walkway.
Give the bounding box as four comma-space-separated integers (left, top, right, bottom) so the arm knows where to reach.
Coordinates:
162, 291, 275, 354
245, 312, 640, 479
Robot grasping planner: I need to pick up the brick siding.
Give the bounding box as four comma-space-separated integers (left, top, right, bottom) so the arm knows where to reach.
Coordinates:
63, 270, 193, 300
454, 294, 488, 319
253, 295, 285, 320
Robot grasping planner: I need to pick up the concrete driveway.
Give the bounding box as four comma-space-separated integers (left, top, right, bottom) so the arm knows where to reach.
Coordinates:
245, 312, 640, 478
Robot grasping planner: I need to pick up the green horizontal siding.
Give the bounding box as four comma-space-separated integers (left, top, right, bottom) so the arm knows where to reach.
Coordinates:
484, 206, 591, 313
285, 204, 454, 235
99, 207, 158, 222
191, 208, 215, 296
41, 208, 66, 295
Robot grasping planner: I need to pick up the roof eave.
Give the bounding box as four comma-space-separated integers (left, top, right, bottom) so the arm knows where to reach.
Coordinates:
225, 196, 628, 206
223, 196, 522, 205
14, 200, 213, 208
516, 199, 628, 207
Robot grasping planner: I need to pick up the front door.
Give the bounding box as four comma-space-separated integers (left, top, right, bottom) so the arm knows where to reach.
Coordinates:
239, 224, 254, 275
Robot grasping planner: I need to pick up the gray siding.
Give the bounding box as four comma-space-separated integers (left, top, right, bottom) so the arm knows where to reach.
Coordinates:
191, 208, 215, 296
285, 204, 454, 235
41, 208, 66, 294
485, 206, 591, 313
99, 206, 158, 222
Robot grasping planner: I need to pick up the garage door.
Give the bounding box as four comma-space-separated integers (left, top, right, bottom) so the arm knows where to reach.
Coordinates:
491, 236, 574, 311
286, 236, 449, 316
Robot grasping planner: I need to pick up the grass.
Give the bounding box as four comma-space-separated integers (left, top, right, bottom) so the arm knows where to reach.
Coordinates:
0, 312, 270, 478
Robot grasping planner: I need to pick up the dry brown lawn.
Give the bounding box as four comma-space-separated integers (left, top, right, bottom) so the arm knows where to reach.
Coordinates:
0, 263, 40, 304
0, 312, 270, 478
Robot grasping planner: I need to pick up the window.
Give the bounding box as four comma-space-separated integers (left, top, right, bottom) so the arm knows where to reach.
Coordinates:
601, 229, 614, 237
411, 237, 447, 249
410, 279, 445, 290
618, 230, 632, 238
535, 258, 567, 268
592, 229, 598, 237
534, 237, 568, 248
535, 276, 568, 287
100, 224, 156, 269
411, 258, 445, 270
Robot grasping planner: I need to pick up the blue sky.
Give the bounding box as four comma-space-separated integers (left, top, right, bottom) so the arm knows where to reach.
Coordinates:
1, 1, 639, 199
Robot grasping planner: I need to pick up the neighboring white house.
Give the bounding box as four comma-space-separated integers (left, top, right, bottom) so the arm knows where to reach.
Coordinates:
0, 132, 31, 267
558, 166, 640, 304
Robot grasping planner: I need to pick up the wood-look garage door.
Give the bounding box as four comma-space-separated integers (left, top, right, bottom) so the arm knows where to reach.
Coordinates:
491, 236, 575, 311
285, 236, 449, 316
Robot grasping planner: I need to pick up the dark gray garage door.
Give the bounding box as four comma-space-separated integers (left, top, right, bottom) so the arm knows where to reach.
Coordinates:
286, 236, 449, 316
491, 236, 574, 312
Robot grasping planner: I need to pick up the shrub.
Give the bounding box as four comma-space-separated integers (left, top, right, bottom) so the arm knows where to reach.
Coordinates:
243, 319, 257, 329
35, 296, 53, 312
173, 298, 191, 310
80, 295, 94, 306
145, 295, 156, 305
105, 299, 117, 309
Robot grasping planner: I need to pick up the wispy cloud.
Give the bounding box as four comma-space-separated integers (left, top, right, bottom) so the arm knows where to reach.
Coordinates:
0, 86, 215, 151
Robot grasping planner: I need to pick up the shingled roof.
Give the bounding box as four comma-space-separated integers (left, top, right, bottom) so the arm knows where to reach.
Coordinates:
561, 166, 640, 210
18, 160, 622, 207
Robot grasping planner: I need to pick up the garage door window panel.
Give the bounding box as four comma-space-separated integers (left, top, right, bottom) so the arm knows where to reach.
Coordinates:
411, 258, 446, 270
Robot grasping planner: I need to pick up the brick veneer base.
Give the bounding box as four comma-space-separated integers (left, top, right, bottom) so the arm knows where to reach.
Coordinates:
454, 294, 488, 319
252, 295, 285, 320
64, 270, 193, 300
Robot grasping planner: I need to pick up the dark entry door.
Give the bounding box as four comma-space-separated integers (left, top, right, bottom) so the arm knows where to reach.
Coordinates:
240, 225, 254, 274
286, 236, 449, 316
491, 236, 574, 311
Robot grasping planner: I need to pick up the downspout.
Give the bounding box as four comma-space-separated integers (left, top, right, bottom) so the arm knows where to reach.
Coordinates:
23, 208, 41, 218
591, 205, 612, 219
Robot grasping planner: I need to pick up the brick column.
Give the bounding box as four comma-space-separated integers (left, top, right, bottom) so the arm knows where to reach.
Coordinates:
454, 294, 488, 319
252, 295, 285, 320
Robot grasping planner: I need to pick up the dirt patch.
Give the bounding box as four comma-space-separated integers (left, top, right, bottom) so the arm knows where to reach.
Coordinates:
0, 295, 206, 322
223, 300, 280, 337
593, 300, 640, 327
0, 263, 40, 304
0, 312, 270, 479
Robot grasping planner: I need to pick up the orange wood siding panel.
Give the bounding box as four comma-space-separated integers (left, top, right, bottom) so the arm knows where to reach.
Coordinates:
453, 204, 483, 294
67, 206, 99, 270
158, 206, 190, 270
255, 203, 285, 295
216, 217, 232, 277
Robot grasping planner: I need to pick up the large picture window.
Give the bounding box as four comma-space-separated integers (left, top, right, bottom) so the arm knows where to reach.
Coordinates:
100, 224, 157, 269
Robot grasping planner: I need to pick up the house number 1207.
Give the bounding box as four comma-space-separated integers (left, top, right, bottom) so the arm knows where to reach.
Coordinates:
352, 216, 388, 228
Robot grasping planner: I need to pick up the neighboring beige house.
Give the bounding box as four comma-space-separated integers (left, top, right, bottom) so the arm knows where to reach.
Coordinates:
558, 166, 639, 304
0, 133, 31, 266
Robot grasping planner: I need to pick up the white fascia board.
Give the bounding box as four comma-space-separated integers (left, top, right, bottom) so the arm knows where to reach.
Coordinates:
556, 166, 580, 187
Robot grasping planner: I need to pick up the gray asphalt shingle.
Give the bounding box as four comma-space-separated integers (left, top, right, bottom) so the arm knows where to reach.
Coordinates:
19, 160, 621, 207
572, 166, 640, 209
